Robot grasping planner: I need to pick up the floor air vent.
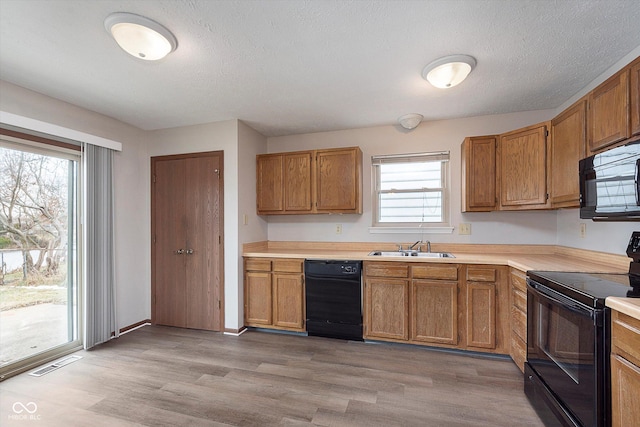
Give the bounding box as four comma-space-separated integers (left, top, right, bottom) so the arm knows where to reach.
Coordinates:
29, 355, 82, 377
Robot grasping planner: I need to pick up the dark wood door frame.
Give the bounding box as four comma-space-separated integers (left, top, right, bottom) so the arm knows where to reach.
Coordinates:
151, 151, 224, 331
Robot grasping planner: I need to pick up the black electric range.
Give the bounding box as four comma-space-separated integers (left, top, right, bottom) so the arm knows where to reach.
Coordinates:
526, 270, 640, 308
525, 231, 640, 427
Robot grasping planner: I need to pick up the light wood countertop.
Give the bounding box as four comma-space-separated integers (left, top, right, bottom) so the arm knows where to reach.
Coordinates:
243, 241, 629, 273
606, 297, 640, 320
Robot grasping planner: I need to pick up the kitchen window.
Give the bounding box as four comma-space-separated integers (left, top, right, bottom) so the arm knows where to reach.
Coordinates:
371, 151, 452, 233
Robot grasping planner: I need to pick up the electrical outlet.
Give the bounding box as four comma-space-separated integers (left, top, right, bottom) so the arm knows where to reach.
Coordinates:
335, 224, 342, 234
580, 223, 586, 238
459, 223, 471, 235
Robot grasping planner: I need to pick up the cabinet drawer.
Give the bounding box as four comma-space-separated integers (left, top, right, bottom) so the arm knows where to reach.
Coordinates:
511, 306, 527, 341
512, 287, 527, 312
365, 263, 409, 278
510, 333, 526, 372
245, 258, 271, 271
273, 259, 303, 273
612, 310, 640, 367
467, 267, 496, 282
412, 264, 458, 280
510, 269, 527, 292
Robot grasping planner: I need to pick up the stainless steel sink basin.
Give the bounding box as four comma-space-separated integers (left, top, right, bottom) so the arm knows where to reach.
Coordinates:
368, 251, 455, 258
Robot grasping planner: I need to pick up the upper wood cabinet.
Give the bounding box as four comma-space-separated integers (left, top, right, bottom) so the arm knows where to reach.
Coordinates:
284, 151, 313, 212
256, 147, 362, 215
461, 136, 497, 212
588, 68, 630, 153
256, 154, 284, 214
631, 57, 640, 137
550, 98, 587, 208
499, 122, 551, 210
316, 148, 363, 213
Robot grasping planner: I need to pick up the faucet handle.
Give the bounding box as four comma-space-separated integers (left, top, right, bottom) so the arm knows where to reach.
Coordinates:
396, 244, 403, 251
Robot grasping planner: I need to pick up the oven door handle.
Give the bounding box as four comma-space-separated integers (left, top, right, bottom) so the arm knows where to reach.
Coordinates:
528, 281, 594, 320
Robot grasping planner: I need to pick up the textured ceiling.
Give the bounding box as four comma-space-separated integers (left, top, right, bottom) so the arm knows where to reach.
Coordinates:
1, 0, 639, 137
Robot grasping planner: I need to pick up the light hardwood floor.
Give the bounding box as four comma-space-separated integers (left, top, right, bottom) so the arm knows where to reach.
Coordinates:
0, 326, 544, 426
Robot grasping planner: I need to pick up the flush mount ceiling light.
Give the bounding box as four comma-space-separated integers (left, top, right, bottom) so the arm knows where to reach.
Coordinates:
104, 12, 177, 60
398, 113, 423, 130
422, 55, 476, 89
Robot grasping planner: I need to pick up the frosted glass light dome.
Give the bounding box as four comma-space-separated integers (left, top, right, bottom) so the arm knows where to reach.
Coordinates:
422, 55, 476, 89
105, 13, 177, 61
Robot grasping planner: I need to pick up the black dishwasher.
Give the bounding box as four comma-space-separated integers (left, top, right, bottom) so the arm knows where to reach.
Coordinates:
304, 260, 363, 341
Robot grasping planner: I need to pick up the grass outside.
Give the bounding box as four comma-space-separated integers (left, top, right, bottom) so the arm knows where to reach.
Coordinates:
0, 269, 68, 311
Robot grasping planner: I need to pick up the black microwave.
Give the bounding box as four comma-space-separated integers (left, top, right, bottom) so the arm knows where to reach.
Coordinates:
579, 140, 640, 220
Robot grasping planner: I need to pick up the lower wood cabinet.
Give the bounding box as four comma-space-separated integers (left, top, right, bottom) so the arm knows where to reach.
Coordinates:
365, 278, 409, 340
466, 266, 497, 349
364, 261, 507, 354
610, 309, 640, 427
509, 268, 528, 373
364, 262, 409, 340
244, 257, 305, 332
411, 280, 458, 345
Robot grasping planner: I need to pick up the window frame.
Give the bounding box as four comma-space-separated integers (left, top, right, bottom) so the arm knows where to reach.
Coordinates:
370, 151, 453, 233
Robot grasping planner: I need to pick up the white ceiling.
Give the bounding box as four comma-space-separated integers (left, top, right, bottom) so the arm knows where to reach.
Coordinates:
1, 0, 639, 137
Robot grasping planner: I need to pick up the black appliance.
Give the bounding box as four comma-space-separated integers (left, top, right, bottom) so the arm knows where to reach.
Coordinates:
304, 260, 363, 341
525, 232, 640, 426
579, 139, 640, 220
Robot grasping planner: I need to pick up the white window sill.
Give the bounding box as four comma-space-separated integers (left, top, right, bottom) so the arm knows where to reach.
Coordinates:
369, 226, 454, 234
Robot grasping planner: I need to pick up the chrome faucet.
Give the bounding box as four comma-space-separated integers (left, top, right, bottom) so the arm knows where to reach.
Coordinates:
425, 241, 431, 253
409, 240, 421, 250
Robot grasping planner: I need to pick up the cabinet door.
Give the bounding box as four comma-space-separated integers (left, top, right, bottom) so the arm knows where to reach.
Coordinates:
315, 147, 362, 213
245, 272, 272, 325
411, 280, 458, 345
466, 282, 496, 349
589, 69, 630, 153
631, 58, 640, 136
272, 273, 304, 330
550, 99, 587, 208
284, 152, 313, 212
256, 154, 284, 214
499, 123, 550, 209
364, 278, 409, 340
611, 354, 640, 427
462, 136, 497, 211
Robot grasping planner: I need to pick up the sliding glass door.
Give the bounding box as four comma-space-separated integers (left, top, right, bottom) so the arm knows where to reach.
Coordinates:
0, 137, 81, 378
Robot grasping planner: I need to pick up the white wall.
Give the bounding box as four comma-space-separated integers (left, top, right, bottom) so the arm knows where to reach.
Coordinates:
0, 81, 151, 329
147, 120, 247, 330
237, 121, 269, 327
553, 46, 640, 255
266, 110, 561, 245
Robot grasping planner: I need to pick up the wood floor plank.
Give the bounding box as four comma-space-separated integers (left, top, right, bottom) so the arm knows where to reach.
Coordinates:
0, 326, 544, 426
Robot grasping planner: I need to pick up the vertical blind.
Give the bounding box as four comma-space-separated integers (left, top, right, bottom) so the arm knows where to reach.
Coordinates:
84, 143, 117, 349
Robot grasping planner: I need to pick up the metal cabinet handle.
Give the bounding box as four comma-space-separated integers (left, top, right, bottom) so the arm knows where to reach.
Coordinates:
186, 249, 194, 255
176, 249, 185, 254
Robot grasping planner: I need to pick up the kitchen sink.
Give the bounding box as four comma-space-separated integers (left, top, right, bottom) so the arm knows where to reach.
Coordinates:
368, 251, 455, 258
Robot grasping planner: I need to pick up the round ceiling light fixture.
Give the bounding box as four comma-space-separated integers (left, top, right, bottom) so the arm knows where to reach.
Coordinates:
104, 12, 177, 61
398, 113, 423, 130
422, 55, 476, 89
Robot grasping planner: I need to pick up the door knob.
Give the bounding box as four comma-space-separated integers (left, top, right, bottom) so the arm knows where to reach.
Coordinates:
186, 249, 194, 255
175, 249, 185, 254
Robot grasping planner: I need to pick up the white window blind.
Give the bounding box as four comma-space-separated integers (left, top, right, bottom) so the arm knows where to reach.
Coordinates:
372, 151, 450, 227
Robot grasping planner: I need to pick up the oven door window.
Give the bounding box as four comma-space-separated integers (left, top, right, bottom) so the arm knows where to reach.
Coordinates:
527, 285, 597, 427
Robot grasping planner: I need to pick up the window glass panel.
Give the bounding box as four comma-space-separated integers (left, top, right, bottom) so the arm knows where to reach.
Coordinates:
372, 151, 449, 227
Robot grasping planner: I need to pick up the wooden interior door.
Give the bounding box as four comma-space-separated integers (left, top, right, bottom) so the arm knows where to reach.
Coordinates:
152, 152, 224, 331
153, 158, 187, 328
